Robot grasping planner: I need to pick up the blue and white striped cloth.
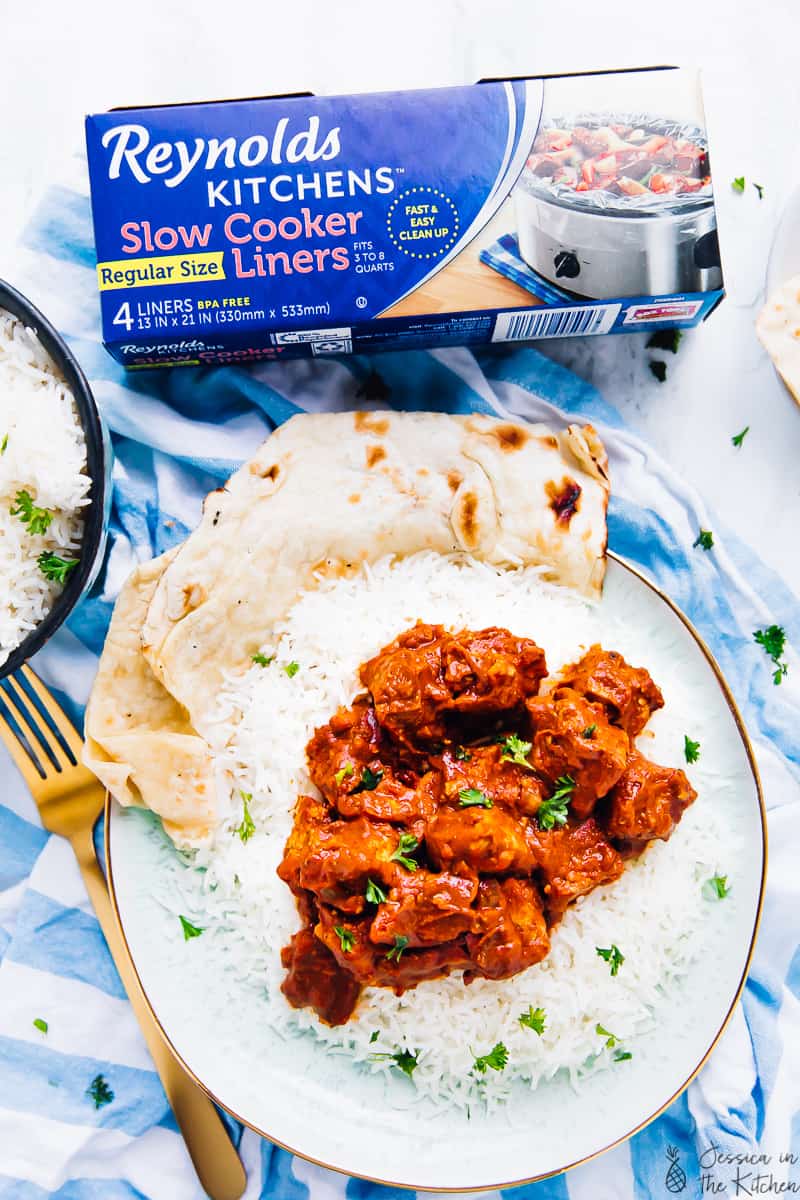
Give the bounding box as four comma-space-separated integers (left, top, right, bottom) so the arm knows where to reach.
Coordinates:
1, 165, 799, 1200
479, 233, 575, 305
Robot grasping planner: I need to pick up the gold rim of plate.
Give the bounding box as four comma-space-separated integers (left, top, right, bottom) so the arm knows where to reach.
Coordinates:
104, 550, 768, 1193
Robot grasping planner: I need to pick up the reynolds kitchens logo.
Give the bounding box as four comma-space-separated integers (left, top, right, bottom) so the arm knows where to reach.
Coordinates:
95, 117, 397, 206
100, 118, 343, 188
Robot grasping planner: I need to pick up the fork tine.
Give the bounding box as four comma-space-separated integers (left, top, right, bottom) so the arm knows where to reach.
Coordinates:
18, 665, 82, 762
12, 672, 76, 767
0, 690, 47, 785
1, 677, 64, 772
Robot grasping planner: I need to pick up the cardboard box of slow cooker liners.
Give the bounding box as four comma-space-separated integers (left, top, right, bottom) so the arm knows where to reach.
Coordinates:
85, 66, 724, 369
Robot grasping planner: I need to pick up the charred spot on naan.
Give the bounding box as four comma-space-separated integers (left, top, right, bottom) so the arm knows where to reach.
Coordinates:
181, 582, 207, 614
309, 558, 364, 581
202, 486, 227, 529
447, 469, 463, 492
365, 444, 386, 468
490, 422, 530, 452
449, 471, 497, 552
354, 411, 390, 436
547, 478, 582, 526
249, 460, 281, 482
457, 492, 479, 546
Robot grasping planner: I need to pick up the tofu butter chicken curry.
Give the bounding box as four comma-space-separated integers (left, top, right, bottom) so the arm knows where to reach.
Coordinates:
278, 623, 696, 1026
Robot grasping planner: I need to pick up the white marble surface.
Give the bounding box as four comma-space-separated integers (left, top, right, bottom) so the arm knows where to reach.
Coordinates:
1, 0, 799, 593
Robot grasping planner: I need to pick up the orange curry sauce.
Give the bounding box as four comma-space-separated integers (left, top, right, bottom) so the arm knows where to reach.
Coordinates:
278, 624, 695, 1025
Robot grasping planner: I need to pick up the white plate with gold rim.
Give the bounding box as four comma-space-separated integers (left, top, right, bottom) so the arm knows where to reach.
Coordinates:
106, 554, 765, 1192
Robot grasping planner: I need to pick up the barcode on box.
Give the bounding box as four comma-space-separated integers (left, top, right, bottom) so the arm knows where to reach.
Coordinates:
492, 303, 621, 342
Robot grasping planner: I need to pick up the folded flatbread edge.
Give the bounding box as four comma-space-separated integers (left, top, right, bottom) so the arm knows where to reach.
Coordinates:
83, 549, 217, 848
85, 410, 610, 849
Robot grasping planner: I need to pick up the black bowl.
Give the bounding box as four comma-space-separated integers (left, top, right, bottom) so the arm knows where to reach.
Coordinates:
0, 279, 109, 678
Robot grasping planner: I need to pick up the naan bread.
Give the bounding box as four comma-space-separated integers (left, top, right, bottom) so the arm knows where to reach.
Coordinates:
86, 411, 610, 845
140, 411, 609, 735
83, 550, 217, 847
756, 275, 800, 404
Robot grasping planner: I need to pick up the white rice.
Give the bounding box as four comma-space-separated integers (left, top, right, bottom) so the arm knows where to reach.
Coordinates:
0, 312, 89, 664
182, 552, 738, 1110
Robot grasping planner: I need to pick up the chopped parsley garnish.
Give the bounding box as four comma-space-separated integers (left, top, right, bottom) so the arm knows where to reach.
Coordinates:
369, 1030, 380, 1044
596, 944, 624, 976
732, 426, 750, 448
458, 787, 493, 809
684, 735, 701, 764
390, 833, 419, 871
37, 552, 79, 584
390, 1048, 419, 1078
537, 776, 575, 830
582, 724, 597, 739
370, 1047, 419, 1078
454, 746, 471, 761
1, 434, 7, 454
646, 329, 682, 354
693, 529, 714, 551
234, 791, 255, 843
596, 1023, 618, 1048
179, 915, 204, 941
596, 1025, 632, 1060
754, 182, 765, 200
472, 1042, 509, 1074
351, 766, 384, 793
649, 360, 667, 383
732, 176, 746, 193
11, 489, 53, 535
251, 652, 274, 666
754, 625, 788, 685
334, 925, 355, 953
518, 1006, 546, 1035
704, 874, 731, 900
283, 661, 300, 678
33, 1018, 48, 1034
365, 878, 388, 905
499, 733, 533, 769
385, 934, 409, 962
87, 1074, 114, 1109
334, 763, 355, 785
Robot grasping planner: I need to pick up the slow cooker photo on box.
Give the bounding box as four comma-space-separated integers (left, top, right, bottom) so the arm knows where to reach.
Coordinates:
514, 113, 723, 300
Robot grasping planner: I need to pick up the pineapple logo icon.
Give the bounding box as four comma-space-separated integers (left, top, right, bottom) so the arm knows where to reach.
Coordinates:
665, 1145, 687, 1193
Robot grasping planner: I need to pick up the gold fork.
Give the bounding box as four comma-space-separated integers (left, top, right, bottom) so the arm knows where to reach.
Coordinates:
0, 665, 247, 1200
